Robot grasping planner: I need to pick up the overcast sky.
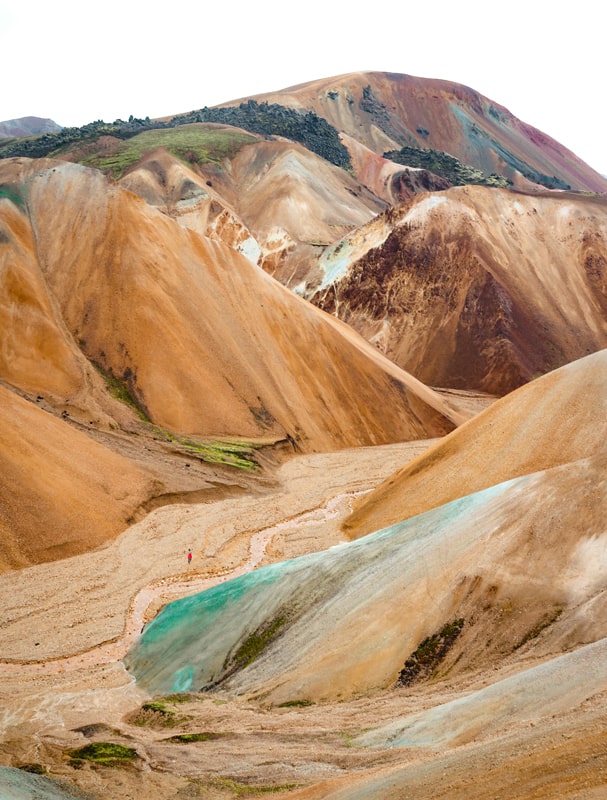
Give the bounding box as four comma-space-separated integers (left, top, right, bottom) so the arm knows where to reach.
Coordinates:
1, 0, 604, 175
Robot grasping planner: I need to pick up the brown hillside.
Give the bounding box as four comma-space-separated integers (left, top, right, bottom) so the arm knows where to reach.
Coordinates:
7, 158, 460, 447
0, 156, 469, 575
310, 186, 607, 394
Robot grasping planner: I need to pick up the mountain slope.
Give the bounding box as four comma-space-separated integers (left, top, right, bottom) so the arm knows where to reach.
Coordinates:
0, 385, 156, 571
307, 186, 607, 394
344, 348, 607, 539
0, 155, 470, 571
126, 408, 607, 705
115, 130, 386, 284
1, 156, 462, 449
231, 71, 607, 194
0, 116, 61, 139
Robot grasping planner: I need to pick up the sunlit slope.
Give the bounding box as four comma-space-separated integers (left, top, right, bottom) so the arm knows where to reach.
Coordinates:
0, 180, 139, 427
310, 187, 607, 394
119, 134, 385, 287
0, 385, 154, 571
59, 123, 386, 283
358, 637, 607, 750
344, 348, 607, 538
126, 442, 607, 703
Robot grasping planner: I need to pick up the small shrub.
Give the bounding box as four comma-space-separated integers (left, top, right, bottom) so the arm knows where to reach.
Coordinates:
18, 763, 47, 774
128, 698, 189, 728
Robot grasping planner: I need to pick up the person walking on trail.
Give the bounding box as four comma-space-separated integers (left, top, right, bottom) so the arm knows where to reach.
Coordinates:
187, 549, 192, 566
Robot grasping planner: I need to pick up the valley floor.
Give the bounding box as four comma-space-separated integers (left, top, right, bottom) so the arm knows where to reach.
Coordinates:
0, 438, 605, 799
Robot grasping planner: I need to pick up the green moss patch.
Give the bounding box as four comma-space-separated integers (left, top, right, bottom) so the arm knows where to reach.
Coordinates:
74, 125, 258, 179
277, 699, 314, 708
151, 427, 262, 472
91, 360, 150, 421
17, 763, 47, 774
67, 742, 138, 767
230, 616, 286, 672
183, 777, 300, 796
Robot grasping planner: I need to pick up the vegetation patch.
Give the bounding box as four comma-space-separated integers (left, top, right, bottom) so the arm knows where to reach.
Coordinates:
67, 742, 138, 767
384, 145, 510, 187
92, 361, 150, 421
17, 763, 47, 774
163, 731, 225, 743
230, 616, 286, 671
128, 698, 190, 728
151, 427, 262, 472
398, 619, 465, 686
74, 126, 258, 179
203, 615, 289, 691
277, 699, 314, 708
172, 100, 351, 170
0, 102, 350, 173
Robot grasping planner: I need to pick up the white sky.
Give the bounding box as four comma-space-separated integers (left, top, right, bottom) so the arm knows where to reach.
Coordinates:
1, 0, 605, 175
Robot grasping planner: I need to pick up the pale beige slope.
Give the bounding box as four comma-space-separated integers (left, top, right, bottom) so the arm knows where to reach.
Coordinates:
119, 147, 262, 265
0, 385, 155, 572
344, 348, 607, 538
230, 140, 386, 286
119, 137, 386, 289
4, 157, 459, 451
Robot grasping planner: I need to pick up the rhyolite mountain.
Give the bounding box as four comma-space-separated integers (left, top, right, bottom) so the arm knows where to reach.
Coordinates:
6, 72, 604, 399
1, 71, 607, 800
221, 71, 607, 195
